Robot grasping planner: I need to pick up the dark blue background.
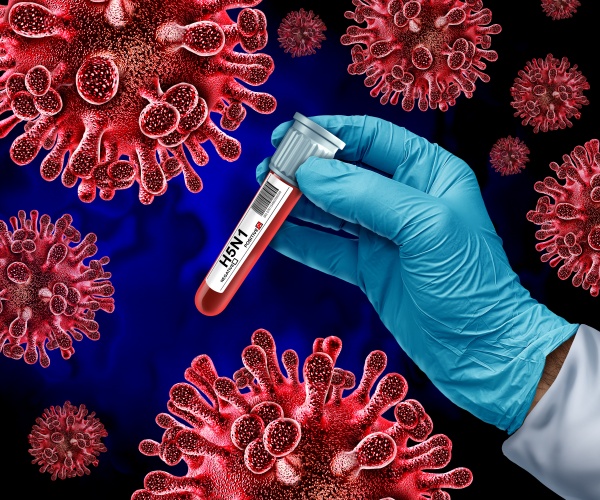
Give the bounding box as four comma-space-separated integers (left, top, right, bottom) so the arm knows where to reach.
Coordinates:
0, 1, 597, 498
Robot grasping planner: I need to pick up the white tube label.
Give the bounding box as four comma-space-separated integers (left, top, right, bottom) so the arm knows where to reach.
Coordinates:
205, 172, 293, 293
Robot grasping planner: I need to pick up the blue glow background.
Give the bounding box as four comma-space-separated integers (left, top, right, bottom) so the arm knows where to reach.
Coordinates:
0, 1, 598, 498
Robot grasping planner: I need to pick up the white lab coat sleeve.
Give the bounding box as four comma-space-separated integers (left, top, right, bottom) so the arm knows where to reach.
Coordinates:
502, 324, 600, 500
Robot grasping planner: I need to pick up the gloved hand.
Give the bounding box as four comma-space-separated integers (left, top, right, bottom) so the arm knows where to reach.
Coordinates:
256, 115, 578, 434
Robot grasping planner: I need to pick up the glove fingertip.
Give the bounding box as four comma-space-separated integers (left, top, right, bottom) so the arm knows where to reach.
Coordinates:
255, 157, 271, 184
270, 220, 297, 251
296, 156, 349, 183
271, 120, 294, 147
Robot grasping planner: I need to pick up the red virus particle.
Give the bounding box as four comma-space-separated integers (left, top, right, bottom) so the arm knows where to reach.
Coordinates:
340, 0, 502, 111
0, 210, 115, 367
489, 136, 530, 176
28, 400, 108, 480
527, 139, 600, 297
0, 0, 276, 204
277, 9, 327, 58
132, 329, 473, 499
541, 0, 580, 20
510, 54, 589, 133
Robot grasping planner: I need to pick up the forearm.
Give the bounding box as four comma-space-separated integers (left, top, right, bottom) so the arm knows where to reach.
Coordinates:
528, 334, 575, 415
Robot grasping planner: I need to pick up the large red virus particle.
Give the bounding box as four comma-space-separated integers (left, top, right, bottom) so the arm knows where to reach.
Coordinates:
0, 210, 114, 367
489, 136, 530, 176
527, 139, 600, 297
277, 9, 327, 58
0, 0, 276, 204
340, 0, 502, 111
28, 400, 108, 480
541, 0, 580, 20
132, 329, 472, 499
510, 54, 589, 134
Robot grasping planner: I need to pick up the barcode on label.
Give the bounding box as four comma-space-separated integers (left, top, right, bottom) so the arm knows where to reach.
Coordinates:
251, 181, 279, 216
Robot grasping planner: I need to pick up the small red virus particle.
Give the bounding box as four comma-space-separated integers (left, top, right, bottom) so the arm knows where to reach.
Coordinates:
340, 0, 502, 111
541, 0, 580, 20
489, 136, 530, 175
28, 401, 108, 480
0, 210, 114, 367
510, 54, 589, 133
277, 9, 327, 58
0, 0, 276, 204
132, 329, 472, 499
527, 139, 600, 297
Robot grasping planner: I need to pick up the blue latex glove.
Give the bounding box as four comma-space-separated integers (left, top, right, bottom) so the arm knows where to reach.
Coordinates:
256, 115, 579, 434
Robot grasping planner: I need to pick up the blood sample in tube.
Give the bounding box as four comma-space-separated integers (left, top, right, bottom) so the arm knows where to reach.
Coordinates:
195, 113, 345, 316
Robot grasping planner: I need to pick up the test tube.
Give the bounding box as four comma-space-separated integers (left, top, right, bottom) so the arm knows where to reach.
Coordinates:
195, 112, 346, 316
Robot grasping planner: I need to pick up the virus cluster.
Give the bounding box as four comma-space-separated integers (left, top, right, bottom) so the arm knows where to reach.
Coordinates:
278, 9, 327, 58
341, 0, 502, 111
28, 401, 108, 480
132, 329, 472, 499
527, 139, 600, 297
510, 54, 589, 133
541, 0, 580, 20
0, 210, 114, 367
0, 0, 276, 203
489, 136, 530, 176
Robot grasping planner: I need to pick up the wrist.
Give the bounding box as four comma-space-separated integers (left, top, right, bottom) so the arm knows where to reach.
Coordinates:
500, 304, 578, 433
528, 334, 575, 415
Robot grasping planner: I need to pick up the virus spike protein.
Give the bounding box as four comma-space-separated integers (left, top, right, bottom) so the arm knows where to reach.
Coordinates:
341, 0, 502, 111
0, 210, 114, 367
0, 0, 276, 204
527, 139, 600, 297
277, 9, 327, 58
28, 401, 108, 480
132, 329, 473, 499
510, 54, 589, 133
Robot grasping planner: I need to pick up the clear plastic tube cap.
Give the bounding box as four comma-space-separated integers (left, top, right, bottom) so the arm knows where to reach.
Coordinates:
269, 113, 346, 187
